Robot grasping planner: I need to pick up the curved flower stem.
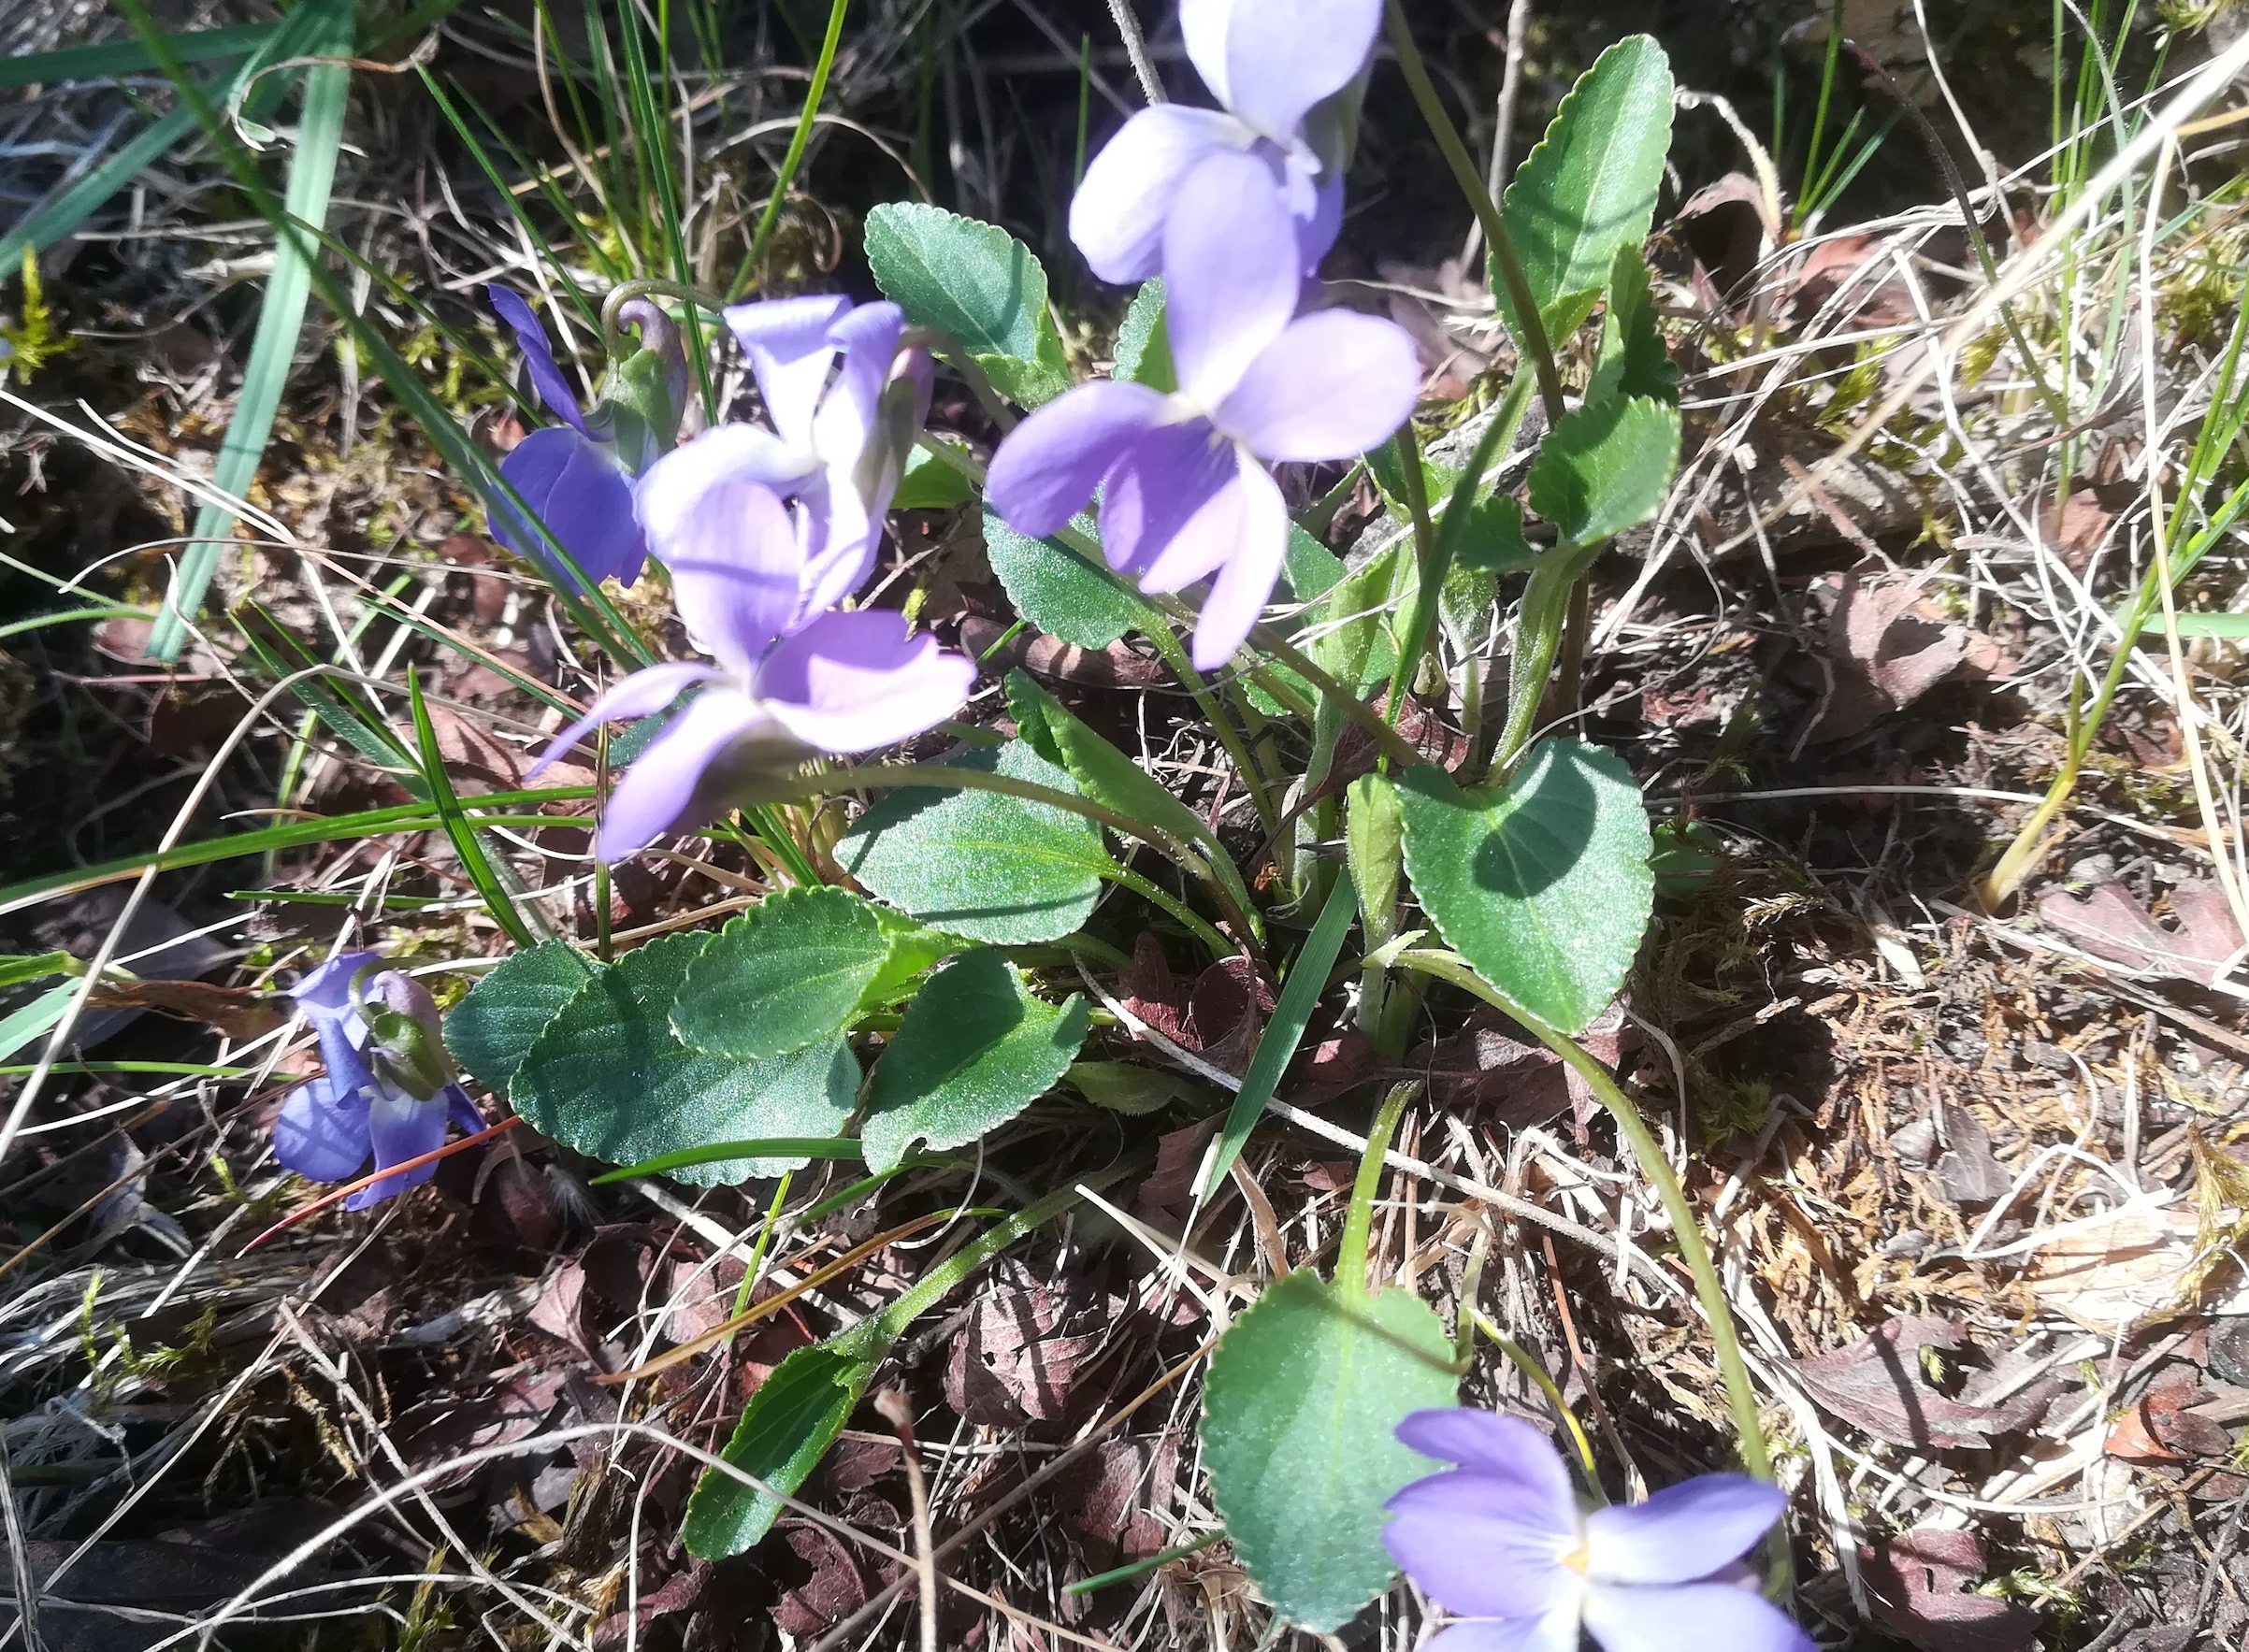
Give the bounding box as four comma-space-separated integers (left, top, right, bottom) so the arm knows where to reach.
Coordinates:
1337, 1080, 1418, 1300
1135, 613, 1281, 834
799, 763, 1264, 966
599, 277, 730, 354
1392, 948, 1772, 1484
727, 0, 851, 300
1383, 0, 1567, 427
903, 328, 1018, 434
1103, 864, 1233, 959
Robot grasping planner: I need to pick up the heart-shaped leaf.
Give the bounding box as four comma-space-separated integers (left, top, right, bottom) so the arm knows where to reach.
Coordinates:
838, 740, 1111, 944
860, 949, 1089, 1173
514, 933, 859, 1182
670, 886, 891, 1060
444, 940, 595, 1099
1525, 394, 1679, 546
1397, 740, 1653, 1033
865, 202, 1071, 407
983, 507, 1159, 649
1201, 1271, 1457, 1631
1492, 34, 1674, 343
682, 1328, 883, 1559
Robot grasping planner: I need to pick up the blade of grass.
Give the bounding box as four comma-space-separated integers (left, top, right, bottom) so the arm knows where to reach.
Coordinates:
727, 0, 851, 298
0, 22, 273, 90
1191, 867, 1360, 1200
406, 668, 545, 947
150, 0, 355, 661
613, 0, 715, 417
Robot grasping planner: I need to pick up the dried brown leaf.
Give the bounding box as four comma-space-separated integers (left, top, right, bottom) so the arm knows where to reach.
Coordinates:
1860, 1529, 2040, 1652
1793, 1315, 2055, 1450
2038, 879, 2244, 986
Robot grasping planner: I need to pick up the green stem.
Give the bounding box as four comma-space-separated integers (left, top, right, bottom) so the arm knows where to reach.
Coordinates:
1383, 0, 1566, 426
1063, 1530, 1224, 1596
869, 1180, 1089, 1342
1105, 864, 1235, 960
728, 0, 850, 299
1394, 949, 1771, 1482
1140, 617, 1281, 833
1337, 1080, 1417, 1300
1468, 1307, 1601, 1490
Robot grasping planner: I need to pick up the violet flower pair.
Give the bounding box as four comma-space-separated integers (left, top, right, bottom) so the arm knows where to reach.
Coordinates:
524, 294, 973, 861
272, 952, 483, 1209
988, 0, 1420, 670
1385, 1410, 1815, 1652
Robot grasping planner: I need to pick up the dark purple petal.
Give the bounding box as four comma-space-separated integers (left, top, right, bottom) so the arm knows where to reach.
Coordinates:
1384, 1468, 1579, 1621
1299, 168, 1346, 272
597, 686, 774, 861
1069, 105, 1251, 283
273, 1077, 371, 1184
637, 426, 815, 674
724, 294, 852, 451
988, 380, 1169, 539
526, 661, 723, 783
1580, 1580, 1815, 1652
445, 1085, 486, 1137
289, 952, 382, 1018
755, 608, 976, 754
1422, 1615, 1583, 1652
1395, 1411, 1581, 1508
290, 951, 381, 1106
491, 426, 646, 592
1162, 150, 1301, 409
1179, 0, 1381, 139
1218, 309, 1422, 462
347, 1087, 450, 1210
1584, 1475, 1787, 1586
1189, 450, 1287, 669
489, 285, 590, 433
1095, 416, 1234, 586
814, 300, 905, 479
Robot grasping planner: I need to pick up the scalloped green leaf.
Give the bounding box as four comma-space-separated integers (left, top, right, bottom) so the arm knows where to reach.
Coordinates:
983, 507, 1158, 649
683, 1329, 883, 1559
514, 933, 858, 1182
443, 940, 595, 1099
670, 886, 891, 1060
1492, 34, 1674, 344
1200, 1272, 1456, 1631
1591, 244, 1678, 405
865, 202, 1071, 407
860, 950, 1088, 1173
838, 741, 1111, 944
1524, 394, 1679, 547
1397, 740, 1654, 1033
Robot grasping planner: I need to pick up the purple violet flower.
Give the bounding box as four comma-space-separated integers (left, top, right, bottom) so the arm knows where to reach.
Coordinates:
987, 149, 1420, 669
1384, 1409, 1816, 1652
1069, 0, 1379, 281
487, 286, 650, 592
272, 953, 484, 1210
525, 294, 970, 862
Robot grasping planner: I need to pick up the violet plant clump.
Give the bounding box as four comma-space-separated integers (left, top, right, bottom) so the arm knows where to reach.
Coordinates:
987, 15, 1419, 669
1384, 1409, 1813, 1652
272, 952, 484, 1209
525, 294, 973, 860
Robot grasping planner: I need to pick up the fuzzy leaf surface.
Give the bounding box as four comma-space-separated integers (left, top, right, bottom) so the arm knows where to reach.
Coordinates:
865, 203, 1070, 406
983, 508, 1158, 648
860, 950, 1089, 1173
1201, 1272, 1456, 1631
670, 886, 891, 1060
683, 1331, 881, 1558
444, 940, 595, 1099
1525, 395, 1679, 546
1397, 740, 1653, 1033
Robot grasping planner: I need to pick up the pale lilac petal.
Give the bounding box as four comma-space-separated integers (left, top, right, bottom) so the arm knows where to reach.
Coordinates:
988, 380, 1169, 539
1384, 1470, 1579, 1620
274, 1077, 371, 1183
724, 294, 851, 450
1097, 415, 1241, 584
791, 471, 879, 629
1422, 1614, 1583, 1652
1125, 444, 1248, 595
1163, 150, 1302, 409
489, 285, 589, 433
1189, 450, 1288, 669
598, 685, 775, 861
813, 300, 905, 481
348, 1087, 449, 1210
755, 609, 976, 754
1179, 0, 1381, 138
1580, 1581, 1814, 1652
1069, 105, 1253, 283
526, 661, 721, 782
1300, 167, 1346, 272
1218, 309, 1422, 461
1584, 1476, 1787, 1586
846, 351, 933, 539
494, 426, 647, 591
637, 427, 812, 673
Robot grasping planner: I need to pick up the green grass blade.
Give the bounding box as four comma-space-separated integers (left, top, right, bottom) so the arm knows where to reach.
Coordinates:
0, 22, 273, 90
407, 669, 542, 948
150, 0, 356, 662
1194, 869, 1362, 1200
0, 605, 151, 642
